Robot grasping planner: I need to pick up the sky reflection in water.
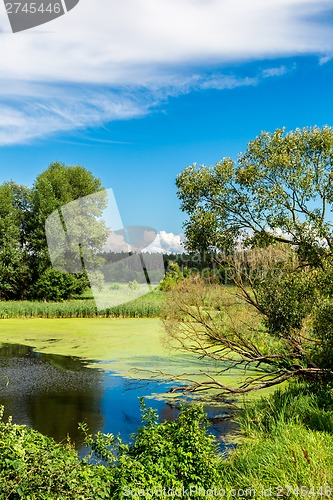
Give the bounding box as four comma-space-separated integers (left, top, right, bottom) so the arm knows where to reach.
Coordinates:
0, 343, 236, 454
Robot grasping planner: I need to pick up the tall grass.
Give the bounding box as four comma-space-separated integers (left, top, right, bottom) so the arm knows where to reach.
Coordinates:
216, 382, 333, 496
238, 382, 333, 436
0, 291, 164, 319
220, 422, 333, 496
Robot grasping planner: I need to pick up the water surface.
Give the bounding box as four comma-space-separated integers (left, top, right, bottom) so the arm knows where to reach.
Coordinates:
0, 343, 237, 453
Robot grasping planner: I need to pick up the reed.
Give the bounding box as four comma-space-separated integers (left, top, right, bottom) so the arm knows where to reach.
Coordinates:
0, 291, 164, 319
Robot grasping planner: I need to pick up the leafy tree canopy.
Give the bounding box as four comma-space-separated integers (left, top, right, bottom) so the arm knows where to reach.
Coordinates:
0, 162, 104, 300
0, 182, 30, 299
177, 126, 333, 263
29, 161, 107, 287
165, 127, 333, 396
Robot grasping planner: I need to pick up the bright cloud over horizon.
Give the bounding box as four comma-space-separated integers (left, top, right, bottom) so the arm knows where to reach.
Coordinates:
144, 231, 185, 254
104, 230, 184, 254
0, 0, 333, 145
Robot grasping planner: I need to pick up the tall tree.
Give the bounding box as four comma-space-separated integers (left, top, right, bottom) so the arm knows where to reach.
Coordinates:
177, 126, 333, 259
0, 163, 107, 300
28, 162, 107, 284
0, 182, 30, 299
165, 126, 333, 396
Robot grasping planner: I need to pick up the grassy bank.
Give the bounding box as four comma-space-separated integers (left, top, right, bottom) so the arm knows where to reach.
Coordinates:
222, 383, 333, 496
0, 290, 164, 319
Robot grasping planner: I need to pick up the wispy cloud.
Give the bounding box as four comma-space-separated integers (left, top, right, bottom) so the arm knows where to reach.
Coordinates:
261, 66, 290, 78
0, 66, 293, 144
0, 86, 153, 144
319, 55, 333, 65
199, 75, 258, 90
0, 0, 332, 144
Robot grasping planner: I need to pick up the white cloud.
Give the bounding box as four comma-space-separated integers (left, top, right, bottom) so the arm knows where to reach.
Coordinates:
0, 0, 332, 144
103, 232, 130, 253
102, 229, 184, 254
0, 86, 152, 144
144, 231, 185, 254
319, 55, 333, 65
199, 75, 258, 90
0, 65, 296, 144
261, 65, 290, 78
1, 0, 332, 82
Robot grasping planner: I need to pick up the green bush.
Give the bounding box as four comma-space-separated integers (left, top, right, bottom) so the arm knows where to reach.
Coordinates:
0, 407, 112, 499
128, 280, 139, 290
0, 402, 223, 499
312, 301, 333, 369
80, 399, 223, 498
256, 271, 317, 337
31, 268, 87, 302
159, 263, 189, 291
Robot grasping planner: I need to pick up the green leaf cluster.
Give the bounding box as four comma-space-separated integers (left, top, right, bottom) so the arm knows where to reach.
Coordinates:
177, 126, 333, 257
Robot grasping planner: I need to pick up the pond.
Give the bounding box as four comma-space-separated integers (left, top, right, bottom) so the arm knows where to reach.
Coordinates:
0, 336, 239, 455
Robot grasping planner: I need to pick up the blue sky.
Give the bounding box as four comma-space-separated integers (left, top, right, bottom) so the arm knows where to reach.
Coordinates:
1, 0, 333, 252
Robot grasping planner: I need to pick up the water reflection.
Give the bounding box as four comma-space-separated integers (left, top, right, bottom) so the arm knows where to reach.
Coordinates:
0, 343, 103, 447
0, 343, 236, 453
0, 343, 180, 449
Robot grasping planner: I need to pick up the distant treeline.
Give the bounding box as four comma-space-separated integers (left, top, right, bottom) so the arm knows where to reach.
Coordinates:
98, 251, 224, 284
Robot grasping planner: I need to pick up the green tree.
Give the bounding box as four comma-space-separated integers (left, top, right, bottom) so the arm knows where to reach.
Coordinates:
0, 182, 30, 299
177, 126, 333, 257
159, 262, 190, 291
28, 162, 107, 296
167, 126, 333, 395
